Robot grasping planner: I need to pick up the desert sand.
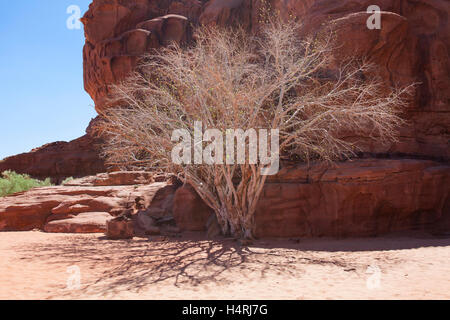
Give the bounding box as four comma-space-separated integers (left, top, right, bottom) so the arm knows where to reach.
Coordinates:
0, 231, 449, 300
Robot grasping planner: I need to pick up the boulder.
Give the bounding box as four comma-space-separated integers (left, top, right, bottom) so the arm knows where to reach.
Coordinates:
172, 184, 214, 232
44, 212, 113, 233
106, 217, 135, 239
135, 211, 161, 235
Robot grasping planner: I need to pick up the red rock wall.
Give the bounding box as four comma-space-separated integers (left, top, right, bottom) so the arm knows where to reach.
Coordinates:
82, 0, 204, 112
1, 0, 448, 237
82, 0, 449, 160
3, 0, 448, 180
171, 159, 449, 237
255, 159, 450, 237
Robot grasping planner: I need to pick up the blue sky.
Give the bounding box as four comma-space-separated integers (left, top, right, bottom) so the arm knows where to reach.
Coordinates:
0, 0, 96, 159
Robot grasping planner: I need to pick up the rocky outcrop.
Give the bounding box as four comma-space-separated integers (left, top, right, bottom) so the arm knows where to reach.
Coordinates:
82, 1, 201, 112
1, 1, 448, 238
172, 184, 214, 231
0, 118, 106, 183
1, 159, 448, 237
3, 0, 448, 179
75, 0, 449, 237
256, 159, 450, 238
64, 171, 154, 186
0, 181, 176, 233
171, 159, 450, 238
82, 0, 449, 160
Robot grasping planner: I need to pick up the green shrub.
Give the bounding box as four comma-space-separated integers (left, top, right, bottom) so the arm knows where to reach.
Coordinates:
0, 171, 53, 197
61, 177, 74, 185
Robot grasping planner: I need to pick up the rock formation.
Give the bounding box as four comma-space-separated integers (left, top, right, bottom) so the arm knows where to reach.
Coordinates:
0, 178, 177, 233
3, 158, 446, 238
172, 184, 214, 231
0, 118, 106, 183
0, 0, 448, 238
78, 0, 450, 237
64, 170, 154, 186
255, 159, 450, 237
2, 0, 448, 177
82, 0, 449, 159
168, 159, 450, 237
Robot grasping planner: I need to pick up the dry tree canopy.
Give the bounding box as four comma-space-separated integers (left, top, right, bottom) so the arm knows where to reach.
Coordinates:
97, 19, 412, 238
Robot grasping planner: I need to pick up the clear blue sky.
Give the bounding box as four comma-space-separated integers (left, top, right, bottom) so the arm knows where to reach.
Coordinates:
0, 0, 96, 160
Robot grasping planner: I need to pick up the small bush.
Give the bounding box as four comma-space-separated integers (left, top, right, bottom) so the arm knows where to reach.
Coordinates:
61, 177, 74, 185
0, 171, 53, 197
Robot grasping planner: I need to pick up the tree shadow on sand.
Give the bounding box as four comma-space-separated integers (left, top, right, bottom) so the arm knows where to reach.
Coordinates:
15, 232, 450, 298
15, 234, 362, 297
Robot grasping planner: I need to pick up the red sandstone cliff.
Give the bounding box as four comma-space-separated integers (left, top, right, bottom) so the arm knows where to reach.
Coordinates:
2, 0, 448, 179
0, 118, 105, 183
82, 0, 449, 160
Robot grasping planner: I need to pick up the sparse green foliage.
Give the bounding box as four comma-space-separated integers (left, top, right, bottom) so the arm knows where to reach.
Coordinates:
0, 171, 52, 197
61, 177, 74, 185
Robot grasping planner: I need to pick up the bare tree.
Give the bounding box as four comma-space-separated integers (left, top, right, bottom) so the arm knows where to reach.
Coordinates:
97, 19, 411, 239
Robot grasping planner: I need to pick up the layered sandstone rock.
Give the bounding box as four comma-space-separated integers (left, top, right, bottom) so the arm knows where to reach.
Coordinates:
3, 0, 448, 180
44, 212, 113, 233
1, 159, 448, 237
172, 184, 213, 231
0, 182, 175, 233
64, 171, 154, 186
76, 0, 449, 237
256, 159, 450, 237
82, 0, 449, 159
171, 159, 450, 237
0, 118, 106, 183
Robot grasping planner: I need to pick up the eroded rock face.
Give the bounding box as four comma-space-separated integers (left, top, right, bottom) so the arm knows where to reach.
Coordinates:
0, 118, 106, 183
64, 171, 154, 186
1, 159, 448, 237
0, 182, 175, 233
76, 0, 449, 237
82, 0, 449, 159
82, 0, 202, 112
172, 184, 214, 231
3, 0, 448, 180
169, 159, 450, 238
256, 159, 450, 238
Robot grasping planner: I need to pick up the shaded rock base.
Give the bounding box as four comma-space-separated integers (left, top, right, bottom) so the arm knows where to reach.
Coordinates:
1, 159, 449, 238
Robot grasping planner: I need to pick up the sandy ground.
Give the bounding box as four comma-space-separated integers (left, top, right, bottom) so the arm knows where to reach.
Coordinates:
0, 231, 449, 300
